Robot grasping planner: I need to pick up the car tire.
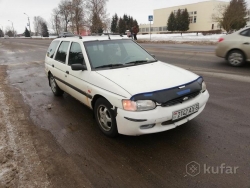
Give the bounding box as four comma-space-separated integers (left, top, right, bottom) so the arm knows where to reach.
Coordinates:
94, 98, 118, 137
49, 74, 64, 96
227, 50, 246, 67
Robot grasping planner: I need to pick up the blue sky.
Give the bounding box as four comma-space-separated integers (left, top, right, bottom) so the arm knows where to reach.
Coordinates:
0, 0, 244, 33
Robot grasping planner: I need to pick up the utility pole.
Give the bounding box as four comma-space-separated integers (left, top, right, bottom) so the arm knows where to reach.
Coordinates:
24, 13, 32, 37
8, 20, 15, 37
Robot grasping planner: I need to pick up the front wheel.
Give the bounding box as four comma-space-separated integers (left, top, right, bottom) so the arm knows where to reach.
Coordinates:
227, 50, 246, 67
94, 98, 118, 137
49, 74, 64, 96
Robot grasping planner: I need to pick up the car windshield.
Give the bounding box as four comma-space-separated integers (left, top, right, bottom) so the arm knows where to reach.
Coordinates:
84, 39, 156, 69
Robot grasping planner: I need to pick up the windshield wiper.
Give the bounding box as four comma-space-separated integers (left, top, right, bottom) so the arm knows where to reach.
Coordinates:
125, 60, 157, 65
95, 63, 124, 69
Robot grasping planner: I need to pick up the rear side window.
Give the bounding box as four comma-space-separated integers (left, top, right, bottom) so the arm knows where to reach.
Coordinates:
55, 41, 70, 63
240, 29, 250, 37
68, 42, 85, 65
47, 41, 59, 58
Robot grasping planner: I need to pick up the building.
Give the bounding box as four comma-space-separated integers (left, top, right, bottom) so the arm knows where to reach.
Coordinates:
139, 0, 229, 33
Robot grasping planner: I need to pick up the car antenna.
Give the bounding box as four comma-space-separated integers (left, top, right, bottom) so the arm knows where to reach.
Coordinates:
107, 33, 111, 40
79, 35, 82, 39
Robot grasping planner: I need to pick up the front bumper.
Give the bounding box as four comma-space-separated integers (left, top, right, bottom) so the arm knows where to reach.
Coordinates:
116, 90, 209, 135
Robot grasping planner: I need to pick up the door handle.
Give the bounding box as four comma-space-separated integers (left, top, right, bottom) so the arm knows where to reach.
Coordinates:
52, 64, 54, 67
66, 71, 69, 74
243, 42, 250, 45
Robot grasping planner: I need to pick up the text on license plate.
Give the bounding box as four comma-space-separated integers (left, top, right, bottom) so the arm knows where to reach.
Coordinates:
172, 103, 199, 121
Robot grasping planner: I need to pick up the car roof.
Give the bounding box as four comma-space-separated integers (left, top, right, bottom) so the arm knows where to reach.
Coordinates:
53, 35, 128, 42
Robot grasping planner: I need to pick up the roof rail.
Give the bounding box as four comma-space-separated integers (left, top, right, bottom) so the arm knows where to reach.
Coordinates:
57, 35, 82, 39
89, 33, 124, 39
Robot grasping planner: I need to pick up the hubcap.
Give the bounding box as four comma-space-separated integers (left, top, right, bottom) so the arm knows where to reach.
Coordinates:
97, 105, 112, 131
228, 52, 243, 66
50, 76, 57, 93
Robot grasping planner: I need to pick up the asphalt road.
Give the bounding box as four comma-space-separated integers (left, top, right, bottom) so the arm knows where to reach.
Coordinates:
0, 38, 249, 188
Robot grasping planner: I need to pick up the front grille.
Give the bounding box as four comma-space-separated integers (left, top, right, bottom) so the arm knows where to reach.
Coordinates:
161, 91, 200, 107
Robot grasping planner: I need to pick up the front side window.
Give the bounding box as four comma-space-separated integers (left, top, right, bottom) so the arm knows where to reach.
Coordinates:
84, 40, 156, 69
47, 41, 60, 58
68, 42, 85, 65
55, 41, 70, 63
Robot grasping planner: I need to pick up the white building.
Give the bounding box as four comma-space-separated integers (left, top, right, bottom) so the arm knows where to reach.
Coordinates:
139, 0, 229, 33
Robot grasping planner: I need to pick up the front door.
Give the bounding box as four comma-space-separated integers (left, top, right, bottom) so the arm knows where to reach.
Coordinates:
64, 42, 90, 106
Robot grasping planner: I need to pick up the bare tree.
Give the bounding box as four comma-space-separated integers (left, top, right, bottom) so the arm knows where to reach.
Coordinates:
59, 0, 72, 32
86, 0, 109, 33
71, 0, 85, 34
51, 8, 63, 35
33, 16, 46, 36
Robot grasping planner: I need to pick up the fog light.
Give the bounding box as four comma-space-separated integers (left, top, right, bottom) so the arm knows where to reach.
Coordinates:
140, 124, 155, 129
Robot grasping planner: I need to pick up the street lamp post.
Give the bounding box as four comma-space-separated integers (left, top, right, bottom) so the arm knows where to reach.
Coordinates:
8, 20, 15, 37
24, 13, 32, 37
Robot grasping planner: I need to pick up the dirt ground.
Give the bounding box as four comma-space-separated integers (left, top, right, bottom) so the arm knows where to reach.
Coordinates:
0, 65, 92, 188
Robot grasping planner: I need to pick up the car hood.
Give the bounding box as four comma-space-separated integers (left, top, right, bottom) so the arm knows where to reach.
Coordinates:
96, 61, 199, 96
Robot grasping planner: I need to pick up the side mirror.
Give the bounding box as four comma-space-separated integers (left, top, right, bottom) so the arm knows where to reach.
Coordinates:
71, 64, 87, 71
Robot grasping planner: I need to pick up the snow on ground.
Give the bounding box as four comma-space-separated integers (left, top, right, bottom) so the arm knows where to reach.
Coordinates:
137, 33, 225, 42
9, 33, 226, 42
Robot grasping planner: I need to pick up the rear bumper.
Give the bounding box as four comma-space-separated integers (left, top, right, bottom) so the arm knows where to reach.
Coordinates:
116, 90, 209, 136
215, 45, 226, 58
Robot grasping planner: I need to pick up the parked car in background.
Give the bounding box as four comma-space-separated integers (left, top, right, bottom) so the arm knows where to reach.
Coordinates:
216, 28, 250, 66
45, 35, 209, 137
58, 32, 75, 38
3, 35, 9, 39
125, 30, 132, 37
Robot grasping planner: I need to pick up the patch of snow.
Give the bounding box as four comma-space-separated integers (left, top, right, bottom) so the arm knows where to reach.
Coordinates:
137, 33, 225, 42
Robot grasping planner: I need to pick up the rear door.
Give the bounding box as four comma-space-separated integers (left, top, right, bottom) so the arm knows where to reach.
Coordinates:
52, 41, 71, 91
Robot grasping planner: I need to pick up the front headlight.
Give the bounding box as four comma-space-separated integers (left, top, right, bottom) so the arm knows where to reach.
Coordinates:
122, 100, 156, 111
201, 81, 206, 92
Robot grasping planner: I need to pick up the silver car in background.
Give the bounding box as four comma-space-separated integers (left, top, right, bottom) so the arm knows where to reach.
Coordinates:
215, 28, 250, 67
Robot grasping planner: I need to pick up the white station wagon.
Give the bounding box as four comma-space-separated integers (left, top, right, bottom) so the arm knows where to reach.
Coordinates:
45, 35, 209, 137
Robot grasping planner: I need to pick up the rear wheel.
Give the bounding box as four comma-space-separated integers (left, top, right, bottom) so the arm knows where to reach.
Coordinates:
49, 74, 64, 96
227, 50, 246, 67
94, 98, 118, 137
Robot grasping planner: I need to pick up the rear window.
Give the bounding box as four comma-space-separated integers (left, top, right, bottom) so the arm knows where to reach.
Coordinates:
47, 41, 60, 58
240, 29, 250, 37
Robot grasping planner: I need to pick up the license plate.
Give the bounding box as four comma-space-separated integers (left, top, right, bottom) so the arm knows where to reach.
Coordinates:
172, 103, 199, 121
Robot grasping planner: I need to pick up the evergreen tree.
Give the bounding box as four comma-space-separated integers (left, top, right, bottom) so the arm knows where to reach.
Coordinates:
24, 27, 30, 37
41, 22, 49, 37
175, 9, 182, 31
222, 0, 247, 32
123, 14, 129, 29
90, 12, 103, 34
231, 0, 247, 30
111, 13, 118, 33
180, 8, 190, 32
167, 12, 176, 32
118, 17, 126, 34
